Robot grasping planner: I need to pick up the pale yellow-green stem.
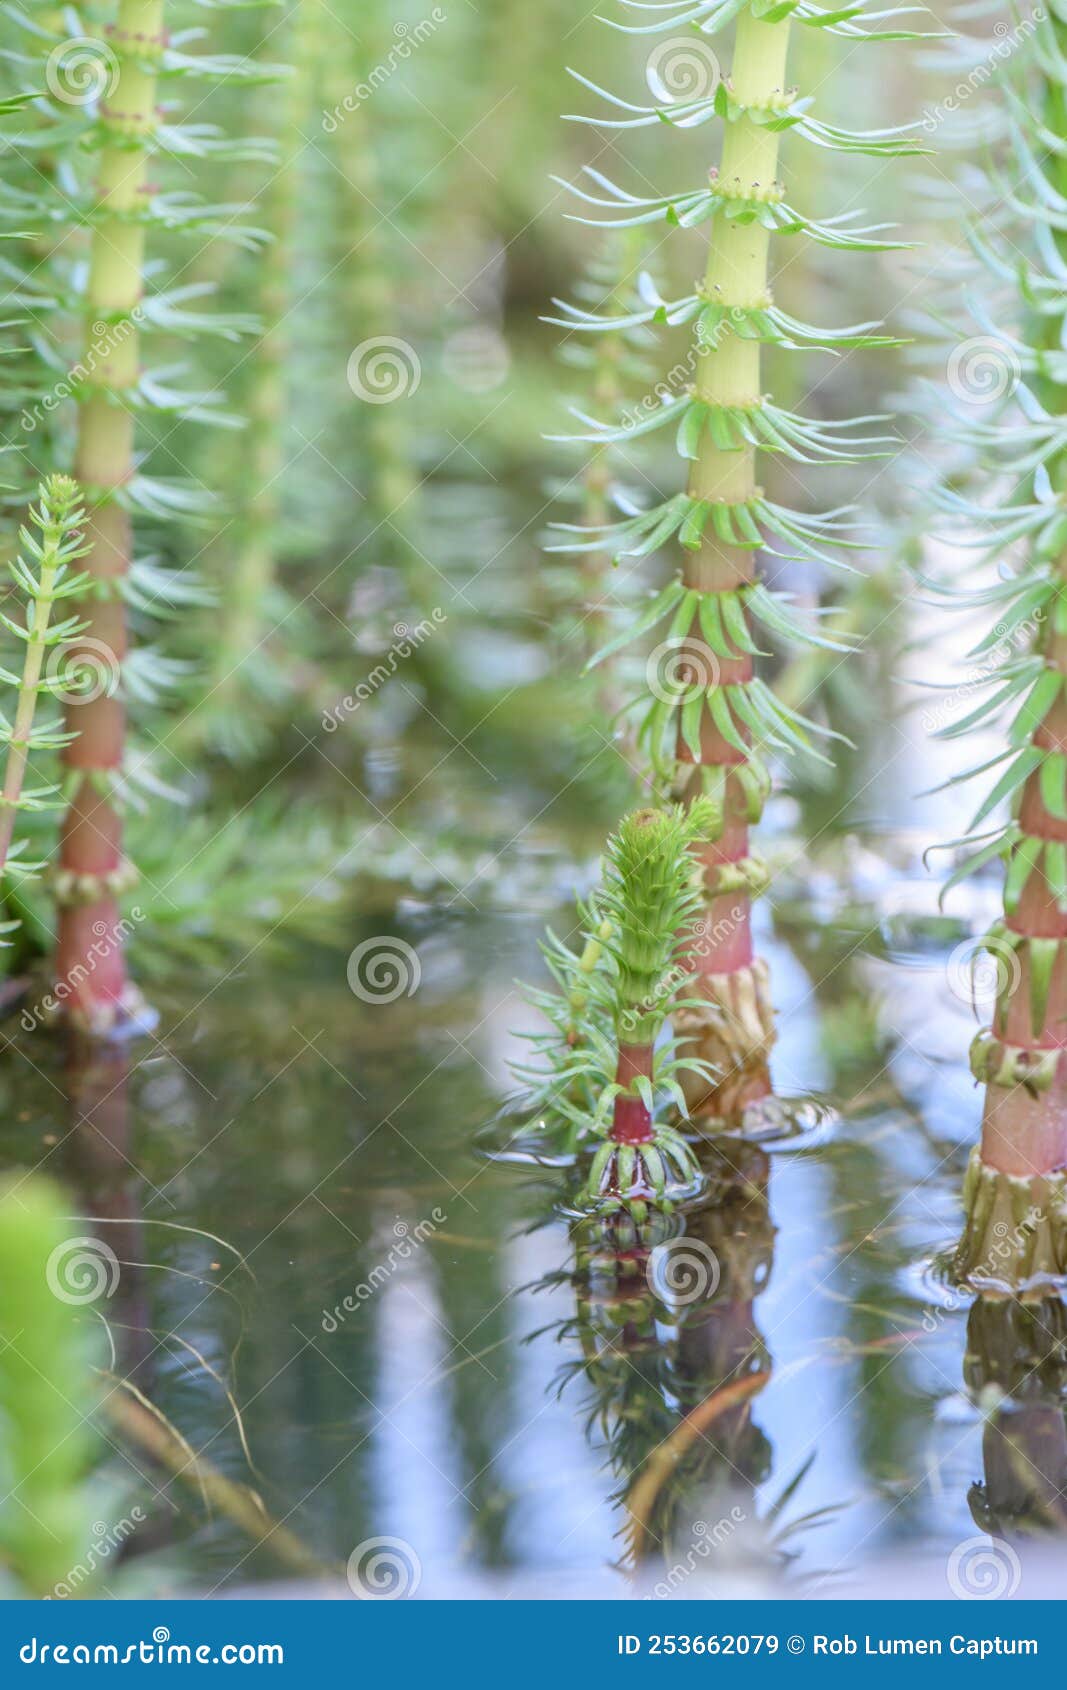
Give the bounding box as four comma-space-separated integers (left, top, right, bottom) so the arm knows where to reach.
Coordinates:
673, 13, 791, 1118
56, 0, 164, 1030
0, 529, 63, 874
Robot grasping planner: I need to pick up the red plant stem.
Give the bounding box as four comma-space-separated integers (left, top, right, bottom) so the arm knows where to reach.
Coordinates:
980, 684, 1067, 1177
611, 1042, 654, 1144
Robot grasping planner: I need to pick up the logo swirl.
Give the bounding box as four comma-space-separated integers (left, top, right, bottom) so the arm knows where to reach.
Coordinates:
45, 637, 121, 706
946, 1535, 1022, 1600
46, 1236, 120, 1306
646, 638, 720, 706
646, 37, 721, 103
347, 937, 421, 1004
646, 1238, 720, 1305
946, 935, 1021, 1014
45, 37, 119, 105
346, 337, 421, 404
346, 1536, 422, 1599
946, 336, 1020, 405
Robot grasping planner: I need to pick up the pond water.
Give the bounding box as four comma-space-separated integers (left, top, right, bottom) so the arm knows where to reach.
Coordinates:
4, 708, 1062, 1599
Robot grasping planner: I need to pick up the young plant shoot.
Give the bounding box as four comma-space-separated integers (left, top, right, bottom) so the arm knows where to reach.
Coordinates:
551, 1, 916, 1125
929, 4, 1067, 1286
583, 800, 715, 1215
0, 477, 90, 920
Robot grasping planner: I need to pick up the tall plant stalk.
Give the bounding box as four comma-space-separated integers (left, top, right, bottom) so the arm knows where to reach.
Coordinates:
926, 4, 1067, 1285
55, 0, 164, 1030
552, 0, 916, 1126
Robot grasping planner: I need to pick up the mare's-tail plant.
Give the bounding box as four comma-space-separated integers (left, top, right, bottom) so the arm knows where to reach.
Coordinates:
508, 802, 714, 1209
0, 476, 90, 923
55, 0, 171, 1032
0, 1174, 99, 1596
551, 2, 918, 1124
0, 3, 275, 1029
923, 4, 1067, 1285
583, 801, 714, 1214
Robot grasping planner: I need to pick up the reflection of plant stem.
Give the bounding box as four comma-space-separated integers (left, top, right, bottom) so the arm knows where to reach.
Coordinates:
104, 1383, 331, 1578
625, 1369, 771, 1560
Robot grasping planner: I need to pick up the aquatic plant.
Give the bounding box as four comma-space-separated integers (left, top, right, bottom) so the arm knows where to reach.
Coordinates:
0, 1174, 98, 1596
0, 476, 89, 916
0, 2, 274, 1029
921, 4, 1067, 1286
582, 801, 715, 1213
550, 0, 917, 1121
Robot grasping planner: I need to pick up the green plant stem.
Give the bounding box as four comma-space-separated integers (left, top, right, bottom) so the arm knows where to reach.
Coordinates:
56, 0, 163, 1029
0, 529, 63, 875
672, 13, 788, 1112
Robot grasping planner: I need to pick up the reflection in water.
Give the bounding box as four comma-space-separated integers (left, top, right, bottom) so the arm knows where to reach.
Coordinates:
60, 1037, 153, 1382
555, 1140, 790, 1591
965, 1296, 1067, 1540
